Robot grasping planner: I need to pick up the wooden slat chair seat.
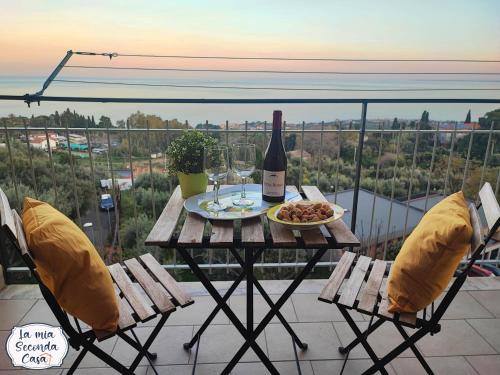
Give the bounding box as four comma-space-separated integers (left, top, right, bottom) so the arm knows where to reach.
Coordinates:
318, 182, 500, 375
0, 188, 193, 375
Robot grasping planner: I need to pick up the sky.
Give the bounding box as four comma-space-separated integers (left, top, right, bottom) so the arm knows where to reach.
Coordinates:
0, 0, 499, 122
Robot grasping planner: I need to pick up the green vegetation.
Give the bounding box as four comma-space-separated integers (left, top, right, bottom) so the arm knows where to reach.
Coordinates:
1, 108, 499, 278
165, 130, 217, 175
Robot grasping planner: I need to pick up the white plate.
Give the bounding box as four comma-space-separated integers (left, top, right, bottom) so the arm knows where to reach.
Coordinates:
184, 184, 301, 220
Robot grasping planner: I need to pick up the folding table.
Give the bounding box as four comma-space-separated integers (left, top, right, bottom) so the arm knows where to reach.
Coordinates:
146, 184, 360, 374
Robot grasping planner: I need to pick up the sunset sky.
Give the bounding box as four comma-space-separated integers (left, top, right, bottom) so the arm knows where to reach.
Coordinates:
1, 0, 499, 75
1, 0, 499, 122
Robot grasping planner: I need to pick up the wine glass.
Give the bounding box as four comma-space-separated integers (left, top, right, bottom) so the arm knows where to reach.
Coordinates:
204, 145, 229, 211
231, 143, 256, 206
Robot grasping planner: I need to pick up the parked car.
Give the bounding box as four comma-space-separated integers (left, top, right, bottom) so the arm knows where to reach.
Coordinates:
100, 194, 114, 210
468, 265, 493, 277
480, 263, 500, 276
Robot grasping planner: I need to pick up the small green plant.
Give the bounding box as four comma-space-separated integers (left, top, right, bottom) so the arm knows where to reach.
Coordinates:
166, 130, 218, 175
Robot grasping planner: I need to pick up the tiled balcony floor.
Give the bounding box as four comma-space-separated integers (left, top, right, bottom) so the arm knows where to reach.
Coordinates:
1, 278, 499, 374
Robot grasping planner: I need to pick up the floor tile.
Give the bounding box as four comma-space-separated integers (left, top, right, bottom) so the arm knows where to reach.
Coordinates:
62, 367, 148, 374
418, 320, 496, 356
292, 294, 364, 322
467, 319, 500, 352
18, 300, 59, 326
466, 354, 500, 375
62, 336, 117, 369
230, 294, 297, 323
112, 325, 193, 367
333, 321, 415, 359
233, 360, 314, 375
151, 363, 224, 374
469, 291, 500, 318
311, 359, 396, 375
0, 370, 63, 374
0, 299, 36, 330
437, 292, 494, 320
265, 322, 342, 361
190, 324, 267, 364
392, 356, 478, 375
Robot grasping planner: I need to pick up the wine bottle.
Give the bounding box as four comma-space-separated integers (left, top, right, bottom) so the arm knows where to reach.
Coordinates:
262, 110, 287, 202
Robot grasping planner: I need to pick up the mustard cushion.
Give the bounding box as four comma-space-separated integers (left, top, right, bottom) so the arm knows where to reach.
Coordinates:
22, 198, 118, 335
387, 191, 472, 313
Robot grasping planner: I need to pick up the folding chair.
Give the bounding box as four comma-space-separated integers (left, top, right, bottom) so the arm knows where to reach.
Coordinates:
318, 182, 500, 375
0, 189, 196, 375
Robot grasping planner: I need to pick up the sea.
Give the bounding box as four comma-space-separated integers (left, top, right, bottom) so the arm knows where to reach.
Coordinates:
0, 74, 499, 124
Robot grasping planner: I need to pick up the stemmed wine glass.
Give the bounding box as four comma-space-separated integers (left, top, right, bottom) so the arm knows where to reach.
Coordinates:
204, 145, 229, 211
231, 143, 256, 206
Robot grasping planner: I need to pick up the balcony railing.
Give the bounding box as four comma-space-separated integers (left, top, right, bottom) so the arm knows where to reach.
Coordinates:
1, 97, 499, 282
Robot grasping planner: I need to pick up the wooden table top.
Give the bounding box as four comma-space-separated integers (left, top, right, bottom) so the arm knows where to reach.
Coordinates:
145, 185, 360, 249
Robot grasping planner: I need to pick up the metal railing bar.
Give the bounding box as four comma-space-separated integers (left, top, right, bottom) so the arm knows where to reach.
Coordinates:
316, 121, 325, 185
351, 102, 368, 235
423, 126, 440, 212
4, 95, 500, 104
43, 125, 58, 206
7, 258, 499, 273
478, 121, 495, 200
105, 124, 121, 250
461, 125, 475, 191
245, 121, 248, 143
495, 168, 500, 196
126, 120, 139, 241
84, 127, 104, 252
403, 121, 421, 241
367, 122, 385, 254
62, 119, 82, 226
383, 120, 403, 259
3, 126, 500, 135
334, 125, 341, 203
145, 120, 157, 220
3, 121, 19, 206
299, 121, 305, 189
443, 123, 458, 195
23, 119, 38, 198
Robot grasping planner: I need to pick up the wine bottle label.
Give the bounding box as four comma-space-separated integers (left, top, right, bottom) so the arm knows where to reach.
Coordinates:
263, 170, 285, 196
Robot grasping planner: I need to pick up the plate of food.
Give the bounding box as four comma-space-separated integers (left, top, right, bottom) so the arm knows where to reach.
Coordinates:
267, 200, 345, 230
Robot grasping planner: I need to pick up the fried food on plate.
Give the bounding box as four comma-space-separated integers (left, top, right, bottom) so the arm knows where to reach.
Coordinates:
277, 201, 334, 223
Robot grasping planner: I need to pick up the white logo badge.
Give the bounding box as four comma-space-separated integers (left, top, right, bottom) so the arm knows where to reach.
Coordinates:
6, 324, 68, 369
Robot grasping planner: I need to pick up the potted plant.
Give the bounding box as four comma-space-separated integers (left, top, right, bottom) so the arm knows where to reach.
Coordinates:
166, 130, 217, 198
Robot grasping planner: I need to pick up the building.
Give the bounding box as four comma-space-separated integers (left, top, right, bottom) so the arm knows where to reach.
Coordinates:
438, 122, 480, 143
29, 133, 57, 151
326, 189, 425, 257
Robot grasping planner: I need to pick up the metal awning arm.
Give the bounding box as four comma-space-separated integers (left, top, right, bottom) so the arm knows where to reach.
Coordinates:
32, 50, 74, 97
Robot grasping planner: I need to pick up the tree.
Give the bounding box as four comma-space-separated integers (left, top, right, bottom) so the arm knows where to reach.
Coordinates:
391, 118, 399, 130
284, 133, 296, 151
465, 109, 471, 123
98, 116, 113, 128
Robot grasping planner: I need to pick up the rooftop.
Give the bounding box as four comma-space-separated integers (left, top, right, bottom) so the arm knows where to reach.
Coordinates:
1, 278, 500, 374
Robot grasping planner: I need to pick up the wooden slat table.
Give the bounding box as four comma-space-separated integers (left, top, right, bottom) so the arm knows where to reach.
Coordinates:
146, 184, 360, 375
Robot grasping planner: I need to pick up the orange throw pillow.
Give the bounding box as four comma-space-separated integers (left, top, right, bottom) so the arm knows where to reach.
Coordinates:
22, 198, 118, 335
387, 191, 472, 313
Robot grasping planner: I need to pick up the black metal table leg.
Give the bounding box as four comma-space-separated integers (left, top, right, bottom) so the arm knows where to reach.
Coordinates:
228, 247, 308, 350
175, 247, 279, 375
222, 247, 328, 374
246, 248, 254, 335
184, 248, 265, 350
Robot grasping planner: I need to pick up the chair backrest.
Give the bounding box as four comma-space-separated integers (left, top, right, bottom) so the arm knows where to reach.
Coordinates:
432, 182, 499, 323
0, 188, 78, 340
469, 182, 500, 260
0, 189, 36, 269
